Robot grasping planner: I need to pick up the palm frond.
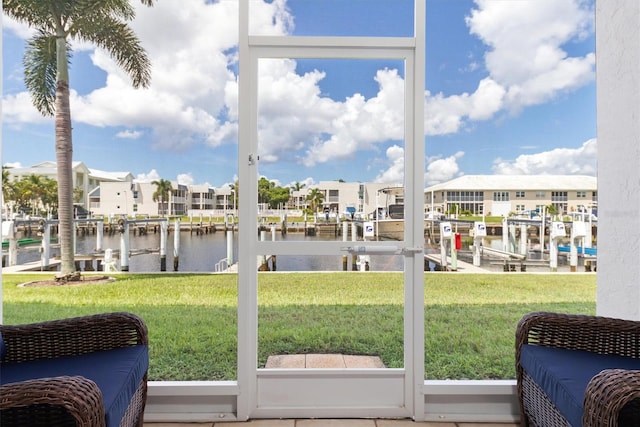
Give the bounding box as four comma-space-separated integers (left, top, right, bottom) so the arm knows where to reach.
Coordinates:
3, 0, 56, 32
74, 15, 151, 88
73, 0, 135, 21
23, 31, 70, 116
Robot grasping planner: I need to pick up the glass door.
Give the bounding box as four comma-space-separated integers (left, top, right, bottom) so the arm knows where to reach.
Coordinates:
237, 0, 425, 419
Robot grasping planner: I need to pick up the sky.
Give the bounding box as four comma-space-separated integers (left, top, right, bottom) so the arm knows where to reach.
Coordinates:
2, 0, 597, 190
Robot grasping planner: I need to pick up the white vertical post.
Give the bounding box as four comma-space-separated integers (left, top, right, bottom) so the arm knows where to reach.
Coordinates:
473, 237, 482, 266
227, 230, 234, 266
259, 229, 267, 270
502, 218, 509, 252
439, 239, 448, 271
173, 219, 181, 271
342, 222, 349, 271
8, 237, 17, 266
41, 222, 51, 269
120, 222, 130, 271
160, 220, 167, 271
96, 221, 104, 251
450, 232, 457, 271
508, 222, 517, 253
519, 224, 528, 256
549, 238, 558, 272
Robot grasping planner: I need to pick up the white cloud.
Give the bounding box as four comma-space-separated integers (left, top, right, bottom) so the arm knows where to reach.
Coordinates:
1, 16, 34, 39
2, 92, 51, 124
177, 173, 195, 186
492, 138, 596, 175
424, 0, 594, 136
286, 177, 316, 190
374, 145, 405, 184
116, 130, 144, 139
135, 169, 161, 183
466, 0, 594, 112
425, 77, 505, 135
300, 68, 405, 167
425, 152, 465, 186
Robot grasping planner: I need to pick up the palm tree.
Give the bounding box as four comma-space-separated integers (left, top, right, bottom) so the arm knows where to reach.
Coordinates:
305, 188, 325, 214
228, 181, 239, 211
290, 181, 306, 192
152, 179, 173, 216
2, 167, 14, 214
4, 0, 154, 278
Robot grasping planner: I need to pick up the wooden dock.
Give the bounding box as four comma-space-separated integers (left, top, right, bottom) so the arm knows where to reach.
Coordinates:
2, 259, 61, 273
424, 253, 488, 273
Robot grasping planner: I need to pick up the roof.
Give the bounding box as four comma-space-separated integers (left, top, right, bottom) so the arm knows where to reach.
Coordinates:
425, 175, 597, 192
88, 168, 133, 182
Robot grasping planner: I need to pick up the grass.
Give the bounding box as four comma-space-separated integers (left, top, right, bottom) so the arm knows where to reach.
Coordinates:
1, 272, 595, 381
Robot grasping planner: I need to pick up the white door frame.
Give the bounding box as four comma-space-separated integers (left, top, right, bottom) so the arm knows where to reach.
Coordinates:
237, 0, 425, 420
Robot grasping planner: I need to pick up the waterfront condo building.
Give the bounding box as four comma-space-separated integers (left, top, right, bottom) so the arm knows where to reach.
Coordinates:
424, 174, 597, 218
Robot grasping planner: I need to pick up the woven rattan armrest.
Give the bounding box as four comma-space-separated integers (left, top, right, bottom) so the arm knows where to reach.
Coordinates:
582, 368, 640, 427
0, 375, 106, 427
0, 312, 147, 364
516, 311, 640, 360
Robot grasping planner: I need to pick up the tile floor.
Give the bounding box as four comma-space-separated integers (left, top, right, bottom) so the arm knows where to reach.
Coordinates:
144, 419, 519, 427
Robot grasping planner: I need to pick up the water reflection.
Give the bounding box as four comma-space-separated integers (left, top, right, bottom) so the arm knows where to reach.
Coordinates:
13, 231, 404, 272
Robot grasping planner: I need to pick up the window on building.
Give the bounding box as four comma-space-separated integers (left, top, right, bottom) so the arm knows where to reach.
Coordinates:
515, 191, 525, 198
535, 191, 545, 198
551, 191, 568, 202
516, 204, 525, 212
576, 191, 587, 198
493, 191, 509, 201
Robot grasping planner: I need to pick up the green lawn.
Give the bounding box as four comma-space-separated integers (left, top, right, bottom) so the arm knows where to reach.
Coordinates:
1, 272, 595, 381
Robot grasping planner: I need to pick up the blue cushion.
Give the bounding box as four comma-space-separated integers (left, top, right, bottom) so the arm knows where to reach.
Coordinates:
1, 345, 148, 427
520, 345, 640, 427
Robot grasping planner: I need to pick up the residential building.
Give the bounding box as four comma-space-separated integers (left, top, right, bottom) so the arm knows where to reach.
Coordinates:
424, 175, 597, 217
288, 181, 403, 218
6, 161, 133, 213
93, 181, 198, 217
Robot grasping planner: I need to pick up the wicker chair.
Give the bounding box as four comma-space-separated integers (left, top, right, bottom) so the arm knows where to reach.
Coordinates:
0, 312, 148, 427
516, 311, 640, 427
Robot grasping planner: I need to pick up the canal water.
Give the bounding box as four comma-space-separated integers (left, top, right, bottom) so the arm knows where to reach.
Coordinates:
10, 231, 576, 273
12, 231, 407, 272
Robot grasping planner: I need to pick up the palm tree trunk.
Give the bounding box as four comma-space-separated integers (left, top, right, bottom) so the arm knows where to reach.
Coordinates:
55, 79, 75, 275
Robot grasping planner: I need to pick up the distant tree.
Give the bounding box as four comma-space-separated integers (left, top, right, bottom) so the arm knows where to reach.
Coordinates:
305, 188, 325, 214
2, 167, 15, 212
258, 177, 275, 205
546, 204, 560, 218
290, 181, 306, 192
24, 174, 46, 214
228, 181, 239, 210
40, 177, 59, 216
267, 186, 291, 209
4, 0, 155, 278
152, 179, 173, 216
73, 186, 84, 203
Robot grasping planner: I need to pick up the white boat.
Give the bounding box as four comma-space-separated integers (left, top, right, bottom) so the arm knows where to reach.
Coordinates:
374, 187, 404, 241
